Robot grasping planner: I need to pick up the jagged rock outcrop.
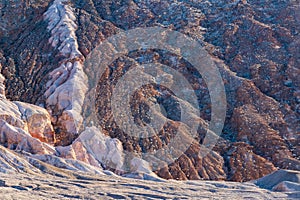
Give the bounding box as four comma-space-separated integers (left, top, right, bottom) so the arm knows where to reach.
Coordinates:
222, 142, 276, 182
14, 101, 55, 144
0, 61, 55, 150
57, 126, 124, 173
0, 0, 299, 182
0, 94, 55, 154
43, 0, 88, 146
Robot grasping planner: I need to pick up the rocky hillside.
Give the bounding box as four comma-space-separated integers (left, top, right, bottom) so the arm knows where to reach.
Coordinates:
0, 0, 299, 185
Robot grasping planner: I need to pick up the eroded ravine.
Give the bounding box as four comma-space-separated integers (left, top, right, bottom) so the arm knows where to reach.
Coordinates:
0, 0, 298, 184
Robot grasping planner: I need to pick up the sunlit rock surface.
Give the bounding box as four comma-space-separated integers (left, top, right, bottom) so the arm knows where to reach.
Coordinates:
43, 0, 88, 146
14, 101, 55, 144
0, 0, 299, 187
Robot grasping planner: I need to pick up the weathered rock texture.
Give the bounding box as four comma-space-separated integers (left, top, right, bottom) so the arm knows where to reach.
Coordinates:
255, 169, 300, 193
1, 168, 297, 200
43, 0, 88, 146
0, 168, 297, 199
0, 0, 299, 183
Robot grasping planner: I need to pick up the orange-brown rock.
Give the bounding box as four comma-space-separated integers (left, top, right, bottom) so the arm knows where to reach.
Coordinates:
226, 142, 276, 182
0, 0, 299, 182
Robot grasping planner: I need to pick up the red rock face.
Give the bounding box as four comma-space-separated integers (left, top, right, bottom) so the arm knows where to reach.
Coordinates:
0, 0, 299, 182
